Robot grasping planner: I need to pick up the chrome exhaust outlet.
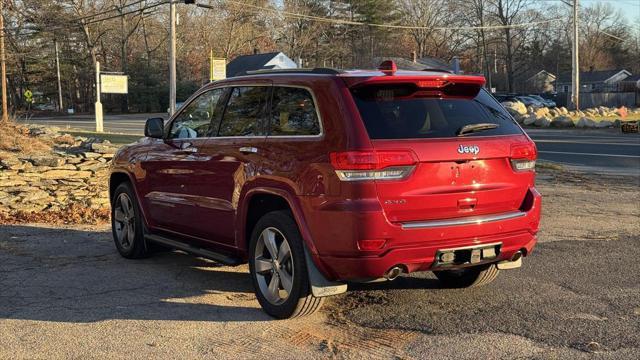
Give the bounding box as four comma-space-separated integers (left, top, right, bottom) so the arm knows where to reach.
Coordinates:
510, 251, 523, 262
384, 266, 403, 281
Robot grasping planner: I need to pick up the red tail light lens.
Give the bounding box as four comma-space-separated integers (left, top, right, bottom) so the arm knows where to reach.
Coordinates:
510, 143, 537, 172
330, 150, 417, 181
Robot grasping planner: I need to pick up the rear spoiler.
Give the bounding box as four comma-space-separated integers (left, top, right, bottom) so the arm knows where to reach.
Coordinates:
345, 74, 486, 99
343, 74, 486, 89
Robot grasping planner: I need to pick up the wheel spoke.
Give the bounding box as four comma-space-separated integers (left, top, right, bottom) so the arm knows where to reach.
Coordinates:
277, 240, 291, 264
114, 209, 126, 222
277, 268, 293, 295
126, 223, 135, 245
120, 195, 130, 214
124, 197, 134, 217
254, 257, 272, 274
263, 229, 279, 260
120, 222, 129, 244
267, 274, 280, 302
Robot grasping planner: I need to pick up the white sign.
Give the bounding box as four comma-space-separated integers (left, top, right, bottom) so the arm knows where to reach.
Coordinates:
101, 74, 128, 94
210, 58, 226, 81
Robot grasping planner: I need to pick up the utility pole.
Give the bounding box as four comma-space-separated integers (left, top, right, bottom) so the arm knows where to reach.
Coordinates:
169, 0, 177, 116
1, 0, 8, 123
54, 39, 64, 112
571, 0, 580, 110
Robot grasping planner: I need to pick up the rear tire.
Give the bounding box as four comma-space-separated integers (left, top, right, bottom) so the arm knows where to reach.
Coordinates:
248, 210, 324, 319
434, 264, 500, 288
111, 182, 148, 259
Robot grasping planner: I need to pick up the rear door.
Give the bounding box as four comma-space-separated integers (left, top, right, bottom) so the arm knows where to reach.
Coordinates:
350, 85, 536, 223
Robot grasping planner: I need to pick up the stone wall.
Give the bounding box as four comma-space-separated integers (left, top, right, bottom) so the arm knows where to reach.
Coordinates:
501, 102, 640, 128
0, 126, 118, 215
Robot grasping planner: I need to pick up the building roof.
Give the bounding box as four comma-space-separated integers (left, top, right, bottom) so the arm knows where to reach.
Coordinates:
226, 52, 282, 77
525, 70, 556, 82
556, 69, 630, 84
621, 74, 640, 82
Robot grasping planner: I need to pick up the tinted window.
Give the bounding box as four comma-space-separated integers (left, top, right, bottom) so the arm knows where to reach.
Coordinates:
169, 89, 224, 139
352, 87, 522, 139
269, 87, 320, 136
218, 86, 269, 137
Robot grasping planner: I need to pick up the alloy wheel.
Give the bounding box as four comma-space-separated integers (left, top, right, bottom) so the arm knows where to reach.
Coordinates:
113, 193, 136, 251
253, 227, 294, 305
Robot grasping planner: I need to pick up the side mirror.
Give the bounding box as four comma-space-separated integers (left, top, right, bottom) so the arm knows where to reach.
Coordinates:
144, 117, 164, 138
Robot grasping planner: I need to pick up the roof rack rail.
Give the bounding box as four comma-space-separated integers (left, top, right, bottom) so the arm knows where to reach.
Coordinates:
242, 68, 344, 76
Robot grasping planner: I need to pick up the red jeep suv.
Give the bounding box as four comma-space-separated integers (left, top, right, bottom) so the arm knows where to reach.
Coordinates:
109, 62, 541, 318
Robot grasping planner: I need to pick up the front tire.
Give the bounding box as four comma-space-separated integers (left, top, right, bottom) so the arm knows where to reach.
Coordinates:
434, 264, 500, 288
248, 210, 323, 319
111, 182, 148, 259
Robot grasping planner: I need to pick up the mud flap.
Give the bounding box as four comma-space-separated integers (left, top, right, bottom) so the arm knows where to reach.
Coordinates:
303, 245, 347, 297
496, 257, 522, 270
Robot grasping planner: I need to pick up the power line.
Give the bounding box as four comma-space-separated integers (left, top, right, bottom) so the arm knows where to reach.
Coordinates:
71, 0, 149, 23
197, 1, 564, 31
5, 1, 169, 38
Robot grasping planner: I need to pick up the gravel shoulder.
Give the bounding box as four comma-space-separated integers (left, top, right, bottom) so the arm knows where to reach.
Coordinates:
1, 169, 639, 359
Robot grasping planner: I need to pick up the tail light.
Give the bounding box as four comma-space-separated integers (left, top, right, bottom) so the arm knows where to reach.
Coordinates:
330, 150, 417, 181
510, 143, 537, 172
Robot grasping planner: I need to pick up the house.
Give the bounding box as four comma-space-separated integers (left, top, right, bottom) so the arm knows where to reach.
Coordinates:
226, 52, 297, 77
523, 70, 556, 94
618, 74, 640, 91
555, 69, 631, 93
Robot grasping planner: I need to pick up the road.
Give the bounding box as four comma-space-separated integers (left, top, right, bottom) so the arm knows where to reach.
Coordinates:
17, 114, 640, 175
527, 129, 640, 176
1, 170, 638, 358
17, 113, 160, 135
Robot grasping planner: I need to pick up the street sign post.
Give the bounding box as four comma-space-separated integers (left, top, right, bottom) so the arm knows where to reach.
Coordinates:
95, 63, 129, 133
95, 61, 103, 132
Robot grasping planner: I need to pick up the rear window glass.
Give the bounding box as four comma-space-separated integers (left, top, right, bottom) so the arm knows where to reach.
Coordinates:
351, 86, 522, 139
269, 87, 320, 136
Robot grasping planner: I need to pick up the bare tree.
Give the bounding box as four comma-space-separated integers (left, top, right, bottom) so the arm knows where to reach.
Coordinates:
488, 0, 530, 92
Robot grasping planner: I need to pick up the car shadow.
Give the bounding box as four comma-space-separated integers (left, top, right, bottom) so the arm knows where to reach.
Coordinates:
347, 275, 443, 291
0, 225, 273, 323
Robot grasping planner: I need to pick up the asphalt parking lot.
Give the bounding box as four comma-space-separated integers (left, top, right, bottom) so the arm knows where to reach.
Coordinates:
1, 170, 639, 359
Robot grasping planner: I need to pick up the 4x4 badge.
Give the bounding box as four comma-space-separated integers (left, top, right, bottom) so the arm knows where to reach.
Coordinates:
457, 145, 480, 155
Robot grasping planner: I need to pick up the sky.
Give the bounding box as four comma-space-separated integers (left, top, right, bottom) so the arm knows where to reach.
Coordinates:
576, 0, 639, 26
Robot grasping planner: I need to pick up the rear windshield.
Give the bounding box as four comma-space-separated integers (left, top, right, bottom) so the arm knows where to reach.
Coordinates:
351, 86, 523, 139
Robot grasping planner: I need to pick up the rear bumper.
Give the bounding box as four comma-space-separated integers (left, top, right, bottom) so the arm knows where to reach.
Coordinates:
319, 231, 537, 280
304, 187, 541, 281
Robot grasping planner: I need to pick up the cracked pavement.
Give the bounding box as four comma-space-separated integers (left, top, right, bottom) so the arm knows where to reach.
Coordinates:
1, 169, 639, 359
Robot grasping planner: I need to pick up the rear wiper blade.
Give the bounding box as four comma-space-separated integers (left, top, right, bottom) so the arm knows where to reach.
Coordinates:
457, 123, 499, 136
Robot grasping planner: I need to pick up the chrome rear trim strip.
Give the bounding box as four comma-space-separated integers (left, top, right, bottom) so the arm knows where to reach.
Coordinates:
401, 211, 526, 229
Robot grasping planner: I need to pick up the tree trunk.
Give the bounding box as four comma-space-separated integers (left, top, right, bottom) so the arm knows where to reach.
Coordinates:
120, 14, 129, 113
505, 27, 514, 93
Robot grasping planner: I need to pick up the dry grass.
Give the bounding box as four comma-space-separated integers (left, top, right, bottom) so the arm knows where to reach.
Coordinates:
0, 121, 52, 154
0, 204, 110, 226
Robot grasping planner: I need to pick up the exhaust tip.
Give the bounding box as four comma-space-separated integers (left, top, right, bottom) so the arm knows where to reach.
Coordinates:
384, 266, 404, 281
511, 251, 522, 262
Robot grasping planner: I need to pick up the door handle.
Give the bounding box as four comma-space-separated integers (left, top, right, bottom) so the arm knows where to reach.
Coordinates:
239, 146, 258, 154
